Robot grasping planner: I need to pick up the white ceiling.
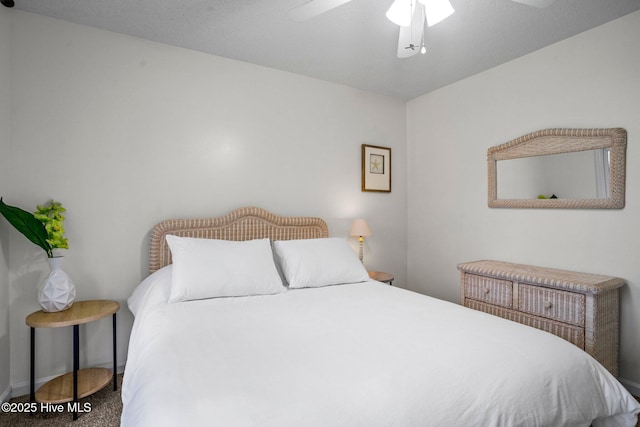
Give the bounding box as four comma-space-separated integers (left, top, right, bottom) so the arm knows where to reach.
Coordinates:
8, 0, 640, 100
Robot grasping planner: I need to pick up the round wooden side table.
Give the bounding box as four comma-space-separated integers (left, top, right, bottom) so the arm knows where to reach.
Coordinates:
368, 271, 394, 285
26, 300, 119, 420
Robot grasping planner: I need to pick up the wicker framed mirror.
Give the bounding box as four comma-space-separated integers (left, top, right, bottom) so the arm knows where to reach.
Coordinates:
488, 128, 626, 209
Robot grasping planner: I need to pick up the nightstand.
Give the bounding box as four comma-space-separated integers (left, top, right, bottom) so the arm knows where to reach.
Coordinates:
26, 300, 119, 420
368, 271, 394, 285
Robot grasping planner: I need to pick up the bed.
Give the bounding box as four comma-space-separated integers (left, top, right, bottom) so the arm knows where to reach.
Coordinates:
121, 207, 640, 427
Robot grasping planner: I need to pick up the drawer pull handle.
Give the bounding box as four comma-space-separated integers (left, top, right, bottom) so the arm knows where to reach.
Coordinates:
483, 287, 490, 294
544, 301, 552, 309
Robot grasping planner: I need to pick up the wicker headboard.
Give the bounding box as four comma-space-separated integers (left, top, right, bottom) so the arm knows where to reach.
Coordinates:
148, 206, 329, 274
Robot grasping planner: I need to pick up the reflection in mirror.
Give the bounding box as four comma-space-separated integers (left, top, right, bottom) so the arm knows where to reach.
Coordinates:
488, 128, 626, 209
496, 148, 610, 200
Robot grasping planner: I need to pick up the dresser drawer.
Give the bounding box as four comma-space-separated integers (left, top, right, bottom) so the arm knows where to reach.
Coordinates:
463, 274, 513, 308
518, 284, 585, 326
465, 300, 586, 349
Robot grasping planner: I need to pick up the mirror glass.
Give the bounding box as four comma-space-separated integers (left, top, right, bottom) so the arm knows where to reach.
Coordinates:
496, 148, 610, 200
488, 128, 626, 209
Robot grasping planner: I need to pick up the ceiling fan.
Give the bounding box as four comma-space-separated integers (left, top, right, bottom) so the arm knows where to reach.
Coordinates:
287, 0, 558, 58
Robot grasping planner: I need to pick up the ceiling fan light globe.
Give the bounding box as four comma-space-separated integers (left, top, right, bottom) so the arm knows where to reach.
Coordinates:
386, 0, 415, 27
420, 0, 455, 27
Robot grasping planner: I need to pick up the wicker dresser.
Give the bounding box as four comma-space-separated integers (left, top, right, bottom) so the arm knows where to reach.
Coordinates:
457, 260, 624, 376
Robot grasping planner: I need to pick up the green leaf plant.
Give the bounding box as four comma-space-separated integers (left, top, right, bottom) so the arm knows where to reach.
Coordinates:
0, 198, 69, 258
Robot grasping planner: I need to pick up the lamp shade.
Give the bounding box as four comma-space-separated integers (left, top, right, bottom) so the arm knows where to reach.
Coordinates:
350, 219, 372, 237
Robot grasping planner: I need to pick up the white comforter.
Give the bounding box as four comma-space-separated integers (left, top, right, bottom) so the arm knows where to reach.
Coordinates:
122, 271, 640, 427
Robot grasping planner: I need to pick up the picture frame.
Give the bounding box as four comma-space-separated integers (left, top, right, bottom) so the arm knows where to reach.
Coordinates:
361, 144, 391, 192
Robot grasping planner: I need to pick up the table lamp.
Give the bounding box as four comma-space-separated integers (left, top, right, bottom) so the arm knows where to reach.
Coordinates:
350, 219, 372, 263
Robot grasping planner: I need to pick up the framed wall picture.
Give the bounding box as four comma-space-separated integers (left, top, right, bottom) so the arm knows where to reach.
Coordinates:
361, 144, 391, 192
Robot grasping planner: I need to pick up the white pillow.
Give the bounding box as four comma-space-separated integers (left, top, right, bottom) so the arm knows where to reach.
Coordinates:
128, 265, 173, 316
165, 236, 285, 302
273, 237, 370, 288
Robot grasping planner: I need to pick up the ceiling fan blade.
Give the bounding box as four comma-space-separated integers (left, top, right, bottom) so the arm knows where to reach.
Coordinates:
420, 0, 455, 27
511, 0, 557, 8
287, 0, 354, 21
387, 0, 415, 27
397, 6, 425, 58
397, 28, 419, 58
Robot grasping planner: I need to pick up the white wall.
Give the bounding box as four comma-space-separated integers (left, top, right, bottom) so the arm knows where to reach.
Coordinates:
407, 10, 640, 387
0, 6, 11, 401
7, 11, 407, 390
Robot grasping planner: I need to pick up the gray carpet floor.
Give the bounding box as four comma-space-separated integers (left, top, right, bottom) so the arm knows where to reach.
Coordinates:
0, 374, 122, 427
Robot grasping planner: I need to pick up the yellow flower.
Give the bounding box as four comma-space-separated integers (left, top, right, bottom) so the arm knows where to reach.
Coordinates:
33, 200, 69, 251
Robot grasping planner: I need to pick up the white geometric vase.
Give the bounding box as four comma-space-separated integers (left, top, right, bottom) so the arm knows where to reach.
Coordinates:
37, 257, 76, 312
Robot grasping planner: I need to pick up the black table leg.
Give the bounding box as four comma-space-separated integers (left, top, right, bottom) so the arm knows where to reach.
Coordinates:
30, 327, 35, 403
112, 313, 117, 391
73, 324, 79, 420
